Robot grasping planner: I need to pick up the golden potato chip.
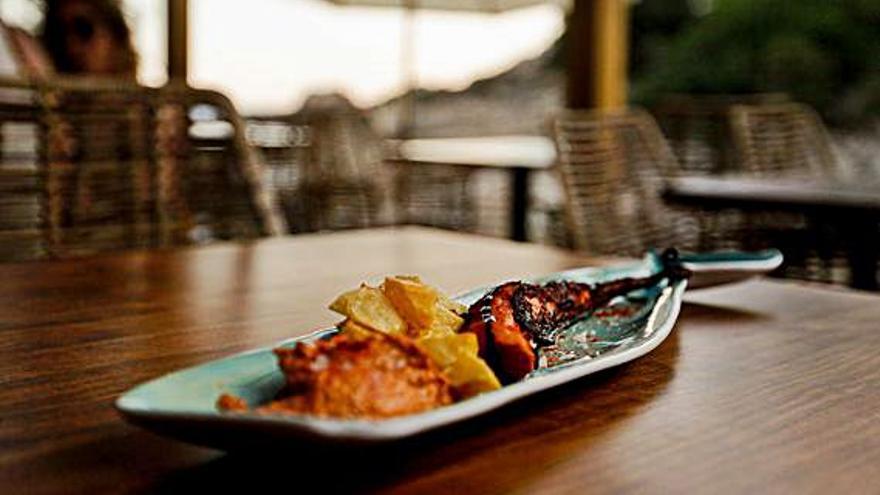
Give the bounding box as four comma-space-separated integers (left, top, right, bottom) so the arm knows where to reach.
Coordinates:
328, 287, 358, 315
338, 319, 377, 339
437, 293, 467, 315
444, 354, 501, 398
417, 333, 467, 367
328, 285, 406, 335
418, 333, 479, 363
330, 276, 499, 399
425, 307, 464, 336
417, 333, 499, 398
383, 276, 438, 329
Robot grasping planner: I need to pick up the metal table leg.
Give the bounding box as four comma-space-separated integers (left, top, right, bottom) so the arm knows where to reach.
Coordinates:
844, 214, 879, 291
510, 167, 529, 242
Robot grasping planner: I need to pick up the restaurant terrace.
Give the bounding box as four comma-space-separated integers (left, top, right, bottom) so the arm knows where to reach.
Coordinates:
1, 1, 879, 493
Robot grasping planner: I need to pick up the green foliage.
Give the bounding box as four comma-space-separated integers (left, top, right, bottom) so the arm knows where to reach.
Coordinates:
630, 0, 880, 125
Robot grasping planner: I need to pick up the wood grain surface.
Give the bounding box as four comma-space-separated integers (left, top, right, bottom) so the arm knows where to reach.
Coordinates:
1, 227, 878, 494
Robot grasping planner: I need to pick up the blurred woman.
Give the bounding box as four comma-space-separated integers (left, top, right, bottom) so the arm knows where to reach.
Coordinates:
40, 0, 138, 79
31, 1, 142, 249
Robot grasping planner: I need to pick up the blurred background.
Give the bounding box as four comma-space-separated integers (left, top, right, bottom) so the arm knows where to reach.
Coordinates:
1, 0, 879, 287
6, 1, 879, 128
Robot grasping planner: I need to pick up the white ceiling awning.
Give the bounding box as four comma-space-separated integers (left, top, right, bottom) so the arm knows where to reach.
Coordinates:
326, 0, 570, 13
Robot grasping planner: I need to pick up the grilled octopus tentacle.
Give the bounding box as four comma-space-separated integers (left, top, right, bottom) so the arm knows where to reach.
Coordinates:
463, 249, 689, 382
462, 282, 535, 381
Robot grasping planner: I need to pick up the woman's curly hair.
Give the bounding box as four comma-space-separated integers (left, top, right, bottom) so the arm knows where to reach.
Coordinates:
39, 0, 138, 76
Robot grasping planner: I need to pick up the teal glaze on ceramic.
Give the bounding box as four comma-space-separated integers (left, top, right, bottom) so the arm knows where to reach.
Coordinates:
117, 327, 337, 418
675, 248, 783, 289
116, 250, 780, 449
536, 283, 667, 370
679, 249, 781, 264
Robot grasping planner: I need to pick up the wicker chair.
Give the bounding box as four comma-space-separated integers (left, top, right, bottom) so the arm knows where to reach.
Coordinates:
0, 89, 44, 261
728, 102, 850, 283
391, 153, 476, 232
299, 110, 385, 231
0, 77, 284, 262
730, 102, 840, 177
249, 96, 392, 233
652, 93, 789, 175
553, 108, 701, 257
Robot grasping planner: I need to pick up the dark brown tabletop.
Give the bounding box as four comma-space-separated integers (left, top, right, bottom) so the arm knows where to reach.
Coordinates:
665, 175, 880, 290
2, 227, 879, 494
664, 175, 880, 213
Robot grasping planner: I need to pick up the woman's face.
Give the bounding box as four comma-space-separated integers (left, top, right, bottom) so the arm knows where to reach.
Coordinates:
56, 0, 120, 74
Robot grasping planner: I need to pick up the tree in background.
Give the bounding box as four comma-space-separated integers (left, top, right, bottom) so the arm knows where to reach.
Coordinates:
629, 0, 880, 126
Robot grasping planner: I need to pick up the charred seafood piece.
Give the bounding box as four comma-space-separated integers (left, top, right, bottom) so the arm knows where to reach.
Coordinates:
462, 249, 690, 382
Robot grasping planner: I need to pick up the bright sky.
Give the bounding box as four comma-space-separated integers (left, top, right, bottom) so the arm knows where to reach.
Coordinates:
1, 0, 564, 115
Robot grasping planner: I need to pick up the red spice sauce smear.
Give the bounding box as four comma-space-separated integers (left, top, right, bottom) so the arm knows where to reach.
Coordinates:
218, 333, 452, 419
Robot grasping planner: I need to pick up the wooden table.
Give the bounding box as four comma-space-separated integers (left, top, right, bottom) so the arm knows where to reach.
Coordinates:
388, 136, 557, 242
665, 175, 880, 290
2, 227, 879, 494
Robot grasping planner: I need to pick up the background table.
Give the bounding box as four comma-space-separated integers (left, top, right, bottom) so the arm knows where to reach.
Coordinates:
665, 175, 880, 290
1, 227, 879, 493
388, 136, 557, 241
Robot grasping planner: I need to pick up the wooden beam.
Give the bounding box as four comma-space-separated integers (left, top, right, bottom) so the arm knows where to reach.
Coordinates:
566, 0, 628, 109
167, 0, 188, 82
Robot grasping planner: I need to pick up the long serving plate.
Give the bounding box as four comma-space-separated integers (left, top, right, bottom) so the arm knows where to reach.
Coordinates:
116, 249, 782, 449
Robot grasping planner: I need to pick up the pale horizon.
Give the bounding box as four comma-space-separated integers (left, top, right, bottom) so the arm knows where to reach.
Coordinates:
1, 0, 564, 115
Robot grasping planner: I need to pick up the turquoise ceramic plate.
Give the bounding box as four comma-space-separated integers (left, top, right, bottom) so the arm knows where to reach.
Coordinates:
677, 249, 783, 289
116, 250, 779, 449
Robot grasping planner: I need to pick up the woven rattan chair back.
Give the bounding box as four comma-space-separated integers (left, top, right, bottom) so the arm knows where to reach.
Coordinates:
652, 93, 788, 175
730, 102, 838, 177
553, 108, 692, 257
0, 77, 283, 261
300, 112, 384, 231
0, 85, 43, 260
393, 160, 475, 231
263, 98, 389, 233
729, 102, 853, 284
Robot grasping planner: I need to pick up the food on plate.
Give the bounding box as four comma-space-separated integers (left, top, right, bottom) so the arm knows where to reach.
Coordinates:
331, 275, 466, 339
220, 332, 452, 419
382, 276, 438, 329
333, 275, 500, 398
338, 318, 377, 339
462, 249, 690, 381
417, 332, 500, 398
463, 281, 537, 382
329, 285, 406, 335
218, 276, 500, 418
278, 333, 452, 418
218, 253, 687, 419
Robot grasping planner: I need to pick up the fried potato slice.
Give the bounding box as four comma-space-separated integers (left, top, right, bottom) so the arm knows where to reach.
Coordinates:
382, 276, 438, 329
417, 333, 476, 367
329, 285, 406, 335
398, 275, 466, 315
444, 354, 501, 398
437, 293, 467, 316
339, 319, 377, 339
383, 275, 467, 338
420, 307, 464, 338
417, 333, 500, 398
331, 277, 499, 399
